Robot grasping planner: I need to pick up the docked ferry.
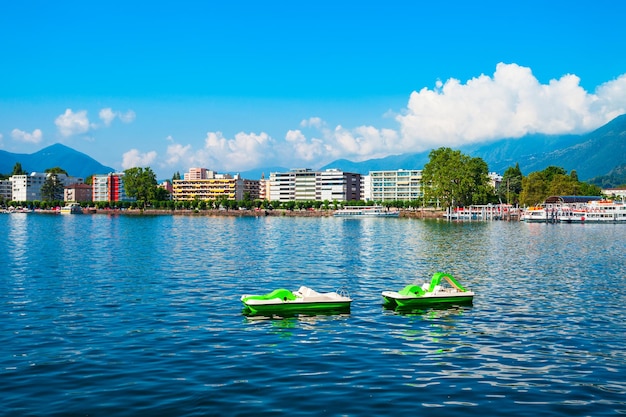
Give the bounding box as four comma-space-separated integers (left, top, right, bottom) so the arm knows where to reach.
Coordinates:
583, 200, 626, 222
333, 205, 399, 217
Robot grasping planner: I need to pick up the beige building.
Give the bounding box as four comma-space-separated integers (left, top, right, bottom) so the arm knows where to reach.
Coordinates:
64, 183, 93, 202
172, 168, 259, 201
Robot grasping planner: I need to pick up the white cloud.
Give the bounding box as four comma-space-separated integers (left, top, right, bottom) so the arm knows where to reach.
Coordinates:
99, 108, 116, 126
122, 149, 157, 169
11, 128, 43, 144
285, 129, 328, 162
99, 108, 136, 126
165, 142, 192, 165
119, 110, 136, 123
55, 109, 91, 137
592, 74, 626, 121
395, 62, 626, 152
202, 131, 275, 171
300, 117, 324, 129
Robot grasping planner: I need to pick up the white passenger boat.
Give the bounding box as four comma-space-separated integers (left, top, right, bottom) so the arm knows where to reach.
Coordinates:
557, 207, 587, 223
520, 206, 549, 222
583, 200, 626, 222
333, 205, 399, 217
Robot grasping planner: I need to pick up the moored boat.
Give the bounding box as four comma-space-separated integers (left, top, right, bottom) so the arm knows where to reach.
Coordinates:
520, 206, 549, 222
584, 200, 626, 222
333, 205, 399, 217
382, 272, 474, 309
60, 203, 83, 214
241, 286, 352, 315
557, 207, 587, 223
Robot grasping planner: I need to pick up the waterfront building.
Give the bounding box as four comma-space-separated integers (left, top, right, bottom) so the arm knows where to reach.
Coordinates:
269, 168, 361, 202
242, 178, 260, 200
258, 174, 270, 201
64, 183, 93, 203
10, 172, 84, 201
158, 180, 173, 199
172, 168, 257, 201
184, 168, 215, 180
317, 169, 360, 202
489, 172, 503, 190
602, 187, 626, 200
0, 179, 12, 201
364, 169, 423, 202
92, 173, 132, 202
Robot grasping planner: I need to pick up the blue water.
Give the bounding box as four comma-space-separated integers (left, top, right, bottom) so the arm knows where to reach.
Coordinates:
1, 213, 625, 416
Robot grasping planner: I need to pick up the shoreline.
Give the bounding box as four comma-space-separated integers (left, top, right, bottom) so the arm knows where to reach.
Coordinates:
31, 207, 446, 218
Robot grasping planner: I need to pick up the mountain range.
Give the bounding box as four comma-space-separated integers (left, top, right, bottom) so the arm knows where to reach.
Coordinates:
1, 114, 625, 185
0, 144, 114, 180
316, 113, 626, 183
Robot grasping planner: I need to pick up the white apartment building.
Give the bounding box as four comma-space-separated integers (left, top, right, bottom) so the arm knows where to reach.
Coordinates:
269, 168, 361, 202
364, 169, 423, 202
0, 179, 12, 200
317, 169, 360, 201
10, 172, 84, 201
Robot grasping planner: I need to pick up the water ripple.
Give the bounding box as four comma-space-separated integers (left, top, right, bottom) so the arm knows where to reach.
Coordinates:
1, 215, 625, 416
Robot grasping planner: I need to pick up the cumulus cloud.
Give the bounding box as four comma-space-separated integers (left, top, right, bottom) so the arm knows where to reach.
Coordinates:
55, 109, 92, 137
165, 142, 192, 165
395, 62, 626, 151
285, 129, 328, 162
282, 121, 400, 164
202, 131, 275, 171
122, 149, 157, 169
11, 128, 43, 144
99, 108, 136, 126
300, 117, 324, 129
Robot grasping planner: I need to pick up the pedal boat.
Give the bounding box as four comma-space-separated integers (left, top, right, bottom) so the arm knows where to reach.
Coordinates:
241, 286, 352, 315
382, 272, 474, 309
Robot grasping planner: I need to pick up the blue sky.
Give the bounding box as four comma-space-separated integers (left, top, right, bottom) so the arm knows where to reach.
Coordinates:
1, 0, 626, 179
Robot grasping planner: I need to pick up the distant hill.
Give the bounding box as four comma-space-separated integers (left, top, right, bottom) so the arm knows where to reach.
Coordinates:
587, 163, 626, 188
0, 144, 115, 179
320, 114, 626, 181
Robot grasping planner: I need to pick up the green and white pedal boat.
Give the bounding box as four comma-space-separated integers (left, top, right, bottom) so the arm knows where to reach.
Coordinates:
241, 286, 352, 316
382, 272, 474, 309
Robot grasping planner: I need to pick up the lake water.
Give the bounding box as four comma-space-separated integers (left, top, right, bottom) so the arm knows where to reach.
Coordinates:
1, 213, 625, 416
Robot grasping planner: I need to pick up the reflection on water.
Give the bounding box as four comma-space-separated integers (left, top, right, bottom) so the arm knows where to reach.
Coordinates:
1, 215, 625, 416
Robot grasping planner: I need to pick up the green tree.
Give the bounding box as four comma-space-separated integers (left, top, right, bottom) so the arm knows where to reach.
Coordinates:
12, 162, 27, 176
154, 187, 170, 201
123, 167, 158, 207
422, 147, 490, 209
45, 167, 68, 175
519, 166, 602, 206
547, 173, 578, 196
579, 182, 602, 196
172, 171, 181, 181
41, 173, 64, 201
520, 172, 548, 206
499, 163, 523, 205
